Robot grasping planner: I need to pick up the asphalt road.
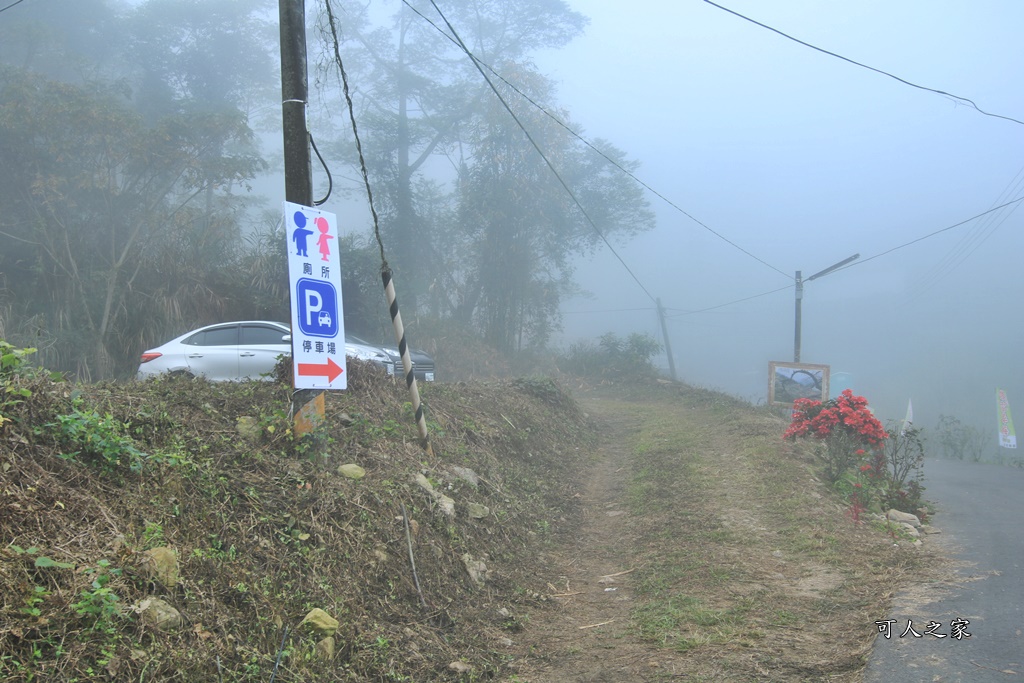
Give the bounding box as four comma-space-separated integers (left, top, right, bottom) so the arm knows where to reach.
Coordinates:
863, 457, 1024, 682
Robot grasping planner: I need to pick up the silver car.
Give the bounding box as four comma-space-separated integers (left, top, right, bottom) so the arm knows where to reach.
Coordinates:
136, 321, 395, 381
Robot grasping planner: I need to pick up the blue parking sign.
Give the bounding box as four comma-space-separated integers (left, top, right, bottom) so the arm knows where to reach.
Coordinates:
296, 278, 339, 338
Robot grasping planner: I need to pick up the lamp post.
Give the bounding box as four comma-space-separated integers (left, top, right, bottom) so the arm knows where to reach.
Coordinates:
794, 253, 859, 362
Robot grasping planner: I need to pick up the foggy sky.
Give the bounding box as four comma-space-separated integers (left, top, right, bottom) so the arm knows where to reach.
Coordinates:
528, 0, 1024, 441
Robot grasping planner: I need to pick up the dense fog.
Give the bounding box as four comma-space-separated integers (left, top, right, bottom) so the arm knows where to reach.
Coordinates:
1, 0, 1021, 453
535, 1, 1024, 448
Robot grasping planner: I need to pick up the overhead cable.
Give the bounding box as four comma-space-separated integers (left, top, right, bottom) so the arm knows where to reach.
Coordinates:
832, 196, 1024, 275
703, 0, 1024, 127
665, 284, 795, 317
0, 0, 28, 14
421, 0, 660, 305
402, 0, 792, 283
905, 167, 1024, 301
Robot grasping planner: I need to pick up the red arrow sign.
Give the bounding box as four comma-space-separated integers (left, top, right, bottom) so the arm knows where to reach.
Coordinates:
297, 357, 344, 383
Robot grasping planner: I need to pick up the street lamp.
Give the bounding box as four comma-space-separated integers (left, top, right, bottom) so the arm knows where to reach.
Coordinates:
794, 253, 859, 362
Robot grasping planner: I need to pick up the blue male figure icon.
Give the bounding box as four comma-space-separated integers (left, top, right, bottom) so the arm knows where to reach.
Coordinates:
291, 211, 314, 257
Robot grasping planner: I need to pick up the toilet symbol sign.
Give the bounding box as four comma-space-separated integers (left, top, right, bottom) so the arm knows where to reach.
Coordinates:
285, 202, 346, 390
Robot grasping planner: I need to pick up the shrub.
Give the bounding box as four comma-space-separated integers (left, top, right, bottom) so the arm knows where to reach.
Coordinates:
561, 332, 662, 380
878, 423, 926, 512
1, 340, 37, 429
783, 389, 887, 484
49, 400, 147, 474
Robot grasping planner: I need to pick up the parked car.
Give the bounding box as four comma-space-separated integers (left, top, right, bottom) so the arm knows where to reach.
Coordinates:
136, 321, 395, 381
348, 334, 436, 382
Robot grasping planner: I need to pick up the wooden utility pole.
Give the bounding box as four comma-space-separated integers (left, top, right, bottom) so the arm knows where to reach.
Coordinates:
793, 254, 858, 364
279, 0, 311, 207
793, 270, 803, 363
279, 0, 323, 432
656, 298, 677, 382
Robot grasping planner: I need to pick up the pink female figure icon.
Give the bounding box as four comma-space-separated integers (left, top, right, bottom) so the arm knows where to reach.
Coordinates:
315, 216, 333, 261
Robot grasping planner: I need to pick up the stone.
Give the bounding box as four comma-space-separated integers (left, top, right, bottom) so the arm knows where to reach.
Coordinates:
897, 522, 919, 538
235, 416, 260, 441
436, 493, 455, 518
337, 463, 366, 479
461, 553, 490, 586
452, 466, 479, 486
466, 503, 490, 519
413, 473, 455, 517
300, 608, 339, 636
314, 636, 336, 660
140, 547, 179, 588
887, 509, 921, 528
137, 598, 182, 631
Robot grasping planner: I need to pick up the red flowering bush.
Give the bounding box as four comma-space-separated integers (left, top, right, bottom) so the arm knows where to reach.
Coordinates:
783, 389, 887, 444
784, 389, 888, 483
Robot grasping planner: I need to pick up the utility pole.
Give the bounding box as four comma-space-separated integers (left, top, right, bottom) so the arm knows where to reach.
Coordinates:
279, 0, 311, 206
656, 298, 677, 382
793, 270, 803, 363
793, 253, 859, 363
279, 0, 322, 432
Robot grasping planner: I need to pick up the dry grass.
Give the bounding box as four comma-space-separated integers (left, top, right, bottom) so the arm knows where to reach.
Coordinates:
0, 368, 938, 682
0, 365, 593, 681
503, 381, 938, 682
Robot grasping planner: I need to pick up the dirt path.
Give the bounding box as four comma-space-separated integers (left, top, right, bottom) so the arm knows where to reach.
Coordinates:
504, 389, 936, 682
506, 397, 690, 682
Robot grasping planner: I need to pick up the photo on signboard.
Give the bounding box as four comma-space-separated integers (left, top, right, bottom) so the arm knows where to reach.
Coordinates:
768, 361, 830, 406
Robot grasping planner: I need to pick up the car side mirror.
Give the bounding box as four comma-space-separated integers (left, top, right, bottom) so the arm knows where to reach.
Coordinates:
282, 334, 291, 343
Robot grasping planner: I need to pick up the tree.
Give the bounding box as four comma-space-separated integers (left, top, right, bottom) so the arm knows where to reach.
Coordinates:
454, 65, 654, 351
316, 0, 653, 349
0, 0, 124, 84
0, 69, 266, 378
314, 0, 588, 313
0, 0, 279, 378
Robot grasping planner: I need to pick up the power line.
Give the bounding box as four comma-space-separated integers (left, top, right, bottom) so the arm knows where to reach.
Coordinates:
581, 192, 1019, 321
703, 0, 1024, 127
0, 0, 29, 13
834, 196, 1024, 274
478, 62, 793, 281
905, 167, 1024, 302
419, 0, 660, 305
665, 284, 795, 317
562, 307, 656, 315
401, 0, 792, 283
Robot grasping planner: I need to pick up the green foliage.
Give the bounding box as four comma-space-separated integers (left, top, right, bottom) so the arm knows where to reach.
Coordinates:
141, 522, 166, 550
561, 332, 662, 380
0, 2, 275, 380
1, 341, 36, 428
49, 400, 147, 474
72, 560, 123, 634
935, 414, 988, 461
783, 392, 928, 517
0, 340, 35, 377
878, 424, 926, 512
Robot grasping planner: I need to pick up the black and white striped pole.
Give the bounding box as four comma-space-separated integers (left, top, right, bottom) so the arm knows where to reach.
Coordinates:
382, 267, 433, 456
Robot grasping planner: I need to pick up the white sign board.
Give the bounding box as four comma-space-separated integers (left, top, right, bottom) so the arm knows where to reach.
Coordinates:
284, 202, 346, 390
